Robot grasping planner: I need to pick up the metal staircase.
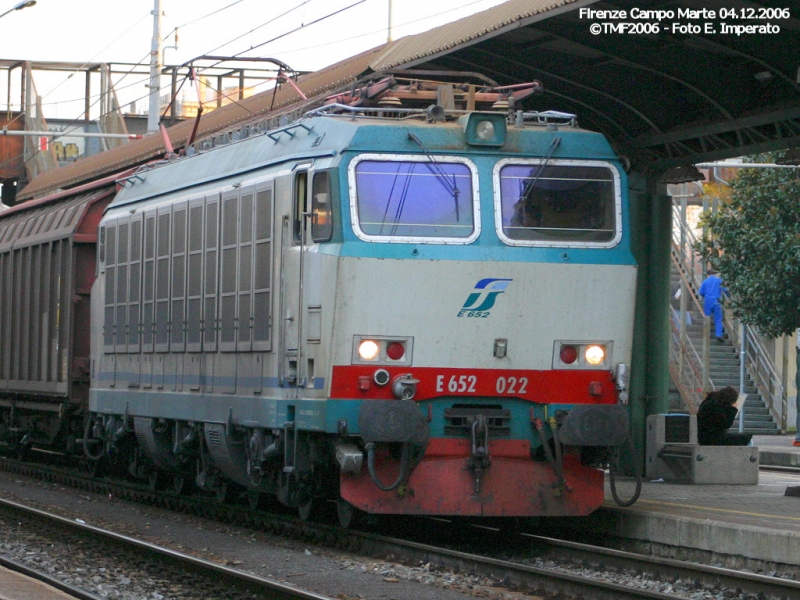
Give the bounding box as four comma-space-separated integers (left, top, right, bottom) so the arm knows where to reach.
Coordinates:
669, 203, 782, 434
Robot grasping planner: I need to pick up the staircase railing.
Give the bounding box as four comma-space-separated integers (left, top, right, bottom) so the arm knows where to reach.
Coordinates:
668, 305, 709, 414
729, 323, 785, 428
670, 201, 786, 430
669, 246, 713, 414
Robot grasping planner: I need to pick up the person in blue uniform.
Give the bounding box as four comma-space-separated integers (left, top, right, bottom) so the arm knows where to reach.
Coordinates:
697, 386, 751, 446
698, 269, 727, 342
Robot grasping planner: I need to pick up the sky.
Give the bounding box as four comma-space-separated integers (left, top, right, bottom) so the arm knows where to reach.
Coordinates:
0, 0, 509, 119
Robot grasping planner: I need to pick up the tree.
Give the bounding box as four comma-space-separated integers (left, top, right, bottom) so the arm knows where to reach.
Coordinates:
696, 152, 800, 338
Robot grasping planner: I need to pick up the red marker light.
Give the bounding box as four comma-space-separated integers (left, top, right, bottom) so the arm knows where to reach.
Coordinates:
560, 345, 578, 365
386, 342, 405, 361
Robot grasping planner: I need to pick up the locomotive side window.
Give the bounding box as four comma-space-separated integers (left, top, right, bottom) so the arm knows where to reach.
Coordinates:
350, 155, 478, 243
495, 160, 620, 247
293, 171, 308, 244
311, 171, 332, 243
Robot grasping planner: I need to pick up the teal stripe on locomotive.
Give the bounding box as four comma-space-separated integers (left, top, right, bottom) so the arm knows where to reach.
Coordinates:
105, 117, 633, 266
94, 371, 325, 390
90, 389, 329, 432
91, 388, 563, 443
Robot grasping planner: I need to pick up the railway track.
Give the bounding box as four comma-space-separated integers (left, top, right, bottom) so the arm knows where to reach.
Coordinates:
1, 458, 798, 600
0, 555, 101, 600
0, 496, 336, 600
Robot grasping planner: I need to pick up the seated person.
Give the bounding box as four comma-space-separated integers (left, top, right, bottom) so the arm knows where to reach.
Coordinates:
697, 386, 752, 446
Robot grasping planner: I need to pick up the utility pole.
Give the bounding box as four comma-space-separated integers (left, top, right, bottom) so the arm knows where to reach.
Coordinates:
147, 0, 163, 133
387, 0, 392, 42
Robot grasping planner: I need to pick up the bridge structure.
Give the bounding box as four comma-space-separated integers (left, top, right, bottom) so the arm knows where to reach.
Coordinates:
0, 58, 289, 204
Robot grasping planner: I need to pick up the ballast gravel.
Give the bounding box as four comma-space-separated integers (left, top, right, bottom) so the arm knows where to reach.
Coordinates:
0, 470, 782, 600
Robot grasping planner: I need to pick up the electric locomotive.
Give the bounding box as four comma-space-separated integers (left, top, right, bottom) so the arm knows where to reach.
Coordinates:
2, 74, 637, 525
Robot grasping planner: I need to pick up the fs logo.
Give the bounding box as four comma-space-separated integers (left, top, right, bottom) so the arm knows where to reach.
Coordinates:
457, 278, 513, 318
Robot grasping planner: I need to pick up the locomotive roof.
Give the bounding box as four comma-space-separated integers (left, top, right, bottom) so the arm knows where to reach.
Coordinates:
108, 107, 616, 213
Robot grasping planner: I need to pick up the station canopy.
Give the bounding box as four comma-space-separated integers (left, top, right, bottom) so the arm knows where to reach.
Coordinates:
18, 0, 800, 200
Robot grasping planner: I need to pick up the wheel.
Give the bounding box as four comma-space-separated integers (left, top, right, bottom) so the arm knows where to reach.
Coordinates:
147, 470, 163, 491
15, 443, 31, 462
214, 481, 236, 504
247, 490, 266, 511
87, 457, 107, 478
336, 498, 363, 529
172, 474, 190, 495
298, 496, 334, 523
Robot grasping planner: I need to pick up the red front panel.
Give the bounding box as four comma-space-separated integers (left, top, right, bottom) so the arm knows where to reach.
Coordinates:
331, 365, 617, 404
340, 439, 603, 517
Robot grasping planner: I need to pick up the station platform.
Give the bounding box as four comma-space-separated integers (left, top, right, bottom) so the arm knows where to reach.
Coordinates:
588, 434, 800, 568
0, 565, 77, 600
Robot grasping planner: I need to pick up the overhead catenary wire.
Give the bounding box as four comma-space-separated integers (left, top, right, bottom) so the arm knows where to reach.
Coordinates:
5, 0, 496, 178
13, 0, 449, 140
2, 0, 271, 173
272, 0, 501, 58
231, 0, 368, 59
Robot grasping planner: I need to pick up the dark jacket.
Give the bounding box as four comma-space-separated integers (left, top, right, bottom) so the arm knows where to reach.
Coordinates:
697, 397, 738, 445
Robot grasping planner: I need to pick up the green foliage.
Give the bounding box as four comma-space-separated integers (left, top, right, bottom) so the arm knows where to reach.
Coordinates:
696, 152, 800, 338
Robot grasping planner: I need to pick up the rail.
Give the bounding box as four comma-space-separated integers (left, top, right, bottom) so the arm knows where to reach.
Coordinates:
4, 460, 798, 600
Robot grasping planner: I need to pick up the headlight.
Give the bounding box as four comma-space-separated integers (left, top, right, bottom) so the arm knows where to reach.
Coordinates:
358, 340, 380, 361
476, 120, 495, 141
553, 340, 612, 369
585, 345, 605, 365
459, 112, 507, 146
352, 336, 414, 364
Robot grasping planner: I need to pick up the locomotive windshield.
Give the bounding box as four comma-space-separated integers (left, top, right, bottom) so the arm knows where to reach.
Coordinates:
495, 160, 620, 247
351, 156, 478, 242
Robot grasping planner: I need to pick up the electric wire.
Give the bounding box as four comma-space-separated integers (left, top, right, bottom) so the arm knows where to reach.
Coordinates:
274, 0, 503, 58
231, 0, 367, 59
36, 13, 152, 104
3, 0, 498, 182
8, 0, 364, 167
189, 1, 312, 59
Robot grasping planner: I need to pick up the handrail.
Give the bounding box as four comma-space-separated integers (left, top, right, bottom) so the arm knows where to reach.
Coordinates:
671, 205, 703, 290
669, 306, 711, 414
742, 323, 784, 424
670, 225, 710, 408
669, 200, 785, 431
670, 248, 704, 315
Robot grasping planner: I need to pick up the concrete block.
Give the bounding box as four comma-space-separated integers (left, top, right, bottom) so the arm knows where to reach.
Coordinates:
646, 414, 759, 484
692, 445, 759, 484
